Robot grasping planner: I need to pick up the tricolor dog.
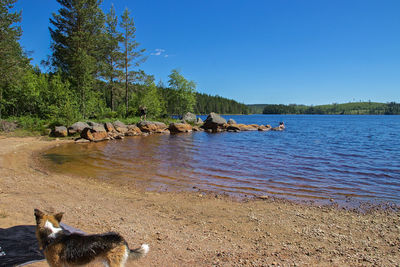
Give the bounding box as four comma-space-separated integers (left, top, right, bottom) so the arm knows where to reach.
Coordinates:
34, 209, 149, 267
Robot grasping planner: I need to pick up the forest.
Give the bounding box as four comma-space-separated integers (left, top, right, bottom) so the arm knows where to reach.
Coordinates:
247, 102, 400, 115
0, 0, 247, 131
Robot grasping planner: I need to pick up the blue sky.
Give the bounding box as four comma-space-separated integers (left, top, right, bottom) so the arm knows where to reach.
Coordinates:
14, 0, 400, 105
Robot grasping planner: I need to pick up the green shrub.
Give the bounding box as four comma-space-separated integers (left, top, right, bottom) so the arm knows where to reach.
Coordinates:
3, 116, 48, 135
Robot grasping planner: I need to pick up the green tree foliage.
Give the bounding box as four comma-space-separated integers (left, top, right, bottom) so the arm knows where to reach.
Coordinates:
167, 69, 196, 115
0, 0, 29, 118
194, 93, 248, 114
384, 102, 400, 115
49, 0, 105, 117
3, 67, 80, 125
131, 78, 165, 118
261, 104, 303, 114
120, 7, 146, 117
102, 4, 123, 111
41, 72, 80, 124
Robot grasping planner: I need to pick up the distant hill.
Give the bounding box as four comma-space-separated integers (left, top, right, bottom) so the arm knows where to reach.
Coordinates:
247, 102, 400, 115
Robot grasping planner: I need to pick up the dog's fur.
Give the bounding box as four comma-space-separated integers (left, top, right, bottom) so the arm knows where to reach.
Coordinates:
34, 209, 149, 267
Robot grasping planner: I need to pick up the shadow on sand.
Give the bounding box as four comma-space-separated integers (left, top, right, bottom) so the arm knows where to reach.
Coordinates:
0, 223, 85, 266
0, 225, 44, 266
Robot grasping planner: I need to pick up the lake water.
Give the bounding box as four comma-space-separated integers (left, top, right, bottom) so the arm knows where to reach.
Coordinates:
42, 115, 400, 206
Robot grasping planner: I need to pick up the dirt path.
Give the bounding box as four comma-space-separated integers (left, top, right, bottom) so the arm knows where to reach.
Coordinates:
0, 136, 399, 266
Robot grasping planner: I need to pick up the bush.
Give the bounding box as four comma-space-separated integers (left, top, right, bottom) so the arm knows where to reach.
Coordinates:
3, 116, 48, 135
101, 110, 118, 119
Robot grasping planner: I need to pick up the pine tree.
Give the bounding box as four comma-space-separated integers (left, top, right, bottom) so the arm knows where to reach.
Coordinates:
0, 0, 29, 118
102, 4, 123, 111
49, 0, 105, 117
120, 7, 146, 117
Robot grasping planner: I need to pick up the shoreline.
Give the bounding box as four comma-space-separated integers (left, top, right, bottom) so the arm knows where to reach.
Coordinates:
1, 136, 400, 266
39, 131, 400, 212
34, 146, 400, 213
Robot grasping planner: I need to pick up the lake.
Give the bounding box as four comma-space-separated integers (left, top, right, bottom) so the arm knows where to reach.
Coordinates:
42, 115, 400, 206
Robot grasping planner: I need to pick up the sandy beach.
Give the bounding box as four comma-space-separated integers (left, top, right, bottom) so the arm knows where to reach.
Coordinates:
0, 136, 399, 266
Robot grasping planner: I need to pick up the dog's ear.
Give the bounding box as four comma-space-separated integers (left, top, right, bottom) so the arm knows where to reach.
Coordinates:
54, 212, 64, 222
34, 209, 44, 223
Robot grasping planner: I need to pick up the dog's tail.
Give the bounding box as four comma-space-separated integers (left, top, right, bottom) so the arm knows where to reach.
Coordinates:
129, 244, 149, 260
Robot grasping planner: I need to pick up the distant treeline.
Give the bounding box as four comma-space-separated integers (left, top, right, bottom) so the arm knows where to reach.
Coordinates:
194, 93, 248, 115
247, 102, 400, 115
159, 88, 248, 115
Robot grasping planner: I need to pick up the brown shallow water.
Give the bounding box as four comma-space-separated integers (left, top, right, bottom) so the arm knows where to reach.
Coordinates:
40, 115, 400, 207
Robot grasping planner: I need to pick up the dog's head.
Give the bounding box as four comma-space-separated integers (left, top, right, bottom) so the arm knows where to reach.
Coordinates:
34, 209, 64, 249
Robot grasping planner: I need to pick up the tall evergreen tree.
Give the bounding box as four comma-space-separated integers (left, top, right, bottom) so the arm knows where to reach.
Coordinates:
120, 7, 146, 117
102, 4, 123, 111
49, 0, 105, 117
0, 0, 28, 118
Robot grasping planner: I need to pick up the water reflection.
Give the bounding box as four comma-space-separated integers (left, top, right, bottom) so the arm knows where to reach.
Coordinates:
42, 115, 400, 205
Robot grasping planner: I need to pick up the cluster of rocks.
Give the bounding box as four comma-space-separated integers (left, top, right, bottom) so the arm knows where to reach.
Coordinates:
50, 112, 285, 143
52, 120, 169, 142
202, 112, 285, 133
0, 120, 18, 132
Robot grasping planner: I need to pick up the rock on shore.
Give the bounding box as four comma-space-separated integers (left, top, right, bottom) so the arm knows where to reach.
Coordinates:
80, 127, 108, 142
113, 120, 127, 133
68, 122, 89, 135
169, 122, 193, 133
52, 126, 68, 137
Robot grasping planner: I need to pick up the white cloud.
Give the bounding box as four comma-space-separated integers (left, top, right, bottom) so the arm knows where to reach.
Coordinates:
151, 48, 166, 56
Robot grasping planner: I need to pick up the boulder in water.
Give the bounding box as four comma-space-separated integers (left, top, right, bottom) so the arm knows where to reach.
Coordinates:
227, 119, 236, 125
137, 121, 167, 133
81, 127, 108, 142
125, 125, 142, 136
226, 124, 241, 132
169, 123, 193, 133
202, 113, 227, 132
271, 122, 285, 131
258, 125, 271, 131
182, 112, 197, 123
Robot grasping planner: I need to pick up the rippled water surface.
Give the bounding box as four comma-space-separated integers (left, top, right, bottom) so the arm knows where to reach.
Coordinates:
42, 115, 400, 205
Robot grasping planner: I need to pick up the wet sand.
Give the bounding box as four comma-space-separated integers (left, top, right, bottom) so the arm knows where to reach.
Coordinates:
0, 136, 399, 266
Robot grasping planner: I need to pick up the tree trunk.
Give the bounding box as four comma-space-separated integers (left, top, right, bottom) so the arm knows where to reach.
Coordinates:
125, 67, 128, 117
110, 58, 114, 111
110, 76, 114, 111
0, 89, 2, 119
125, 35, 128, 117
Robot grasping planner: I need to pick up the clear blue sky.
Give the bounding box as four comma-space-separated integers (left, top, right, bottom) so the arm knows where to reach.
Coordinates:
14, 0, 400, 105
